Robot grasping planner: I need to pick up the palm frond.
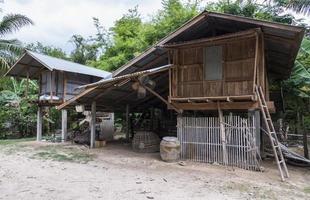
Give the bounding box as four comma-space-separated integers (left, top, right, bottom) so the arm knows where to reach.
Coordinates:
0, 14, 33, 36
0, 51, 16, 65
291, 60, 310, 81
286, 0, 310, 15
0, 56, 10, 73
0, 39, 23, 55
300, 37, 310, 55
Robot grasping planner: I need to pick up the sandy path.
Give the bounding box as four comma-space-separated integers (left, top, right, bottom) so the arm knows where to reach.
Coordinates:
0, 141, 309, 200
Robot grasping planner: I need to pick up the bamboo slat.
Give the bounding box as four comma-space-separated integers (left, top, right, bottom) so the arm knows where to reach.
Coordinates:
177, 114, 261, 171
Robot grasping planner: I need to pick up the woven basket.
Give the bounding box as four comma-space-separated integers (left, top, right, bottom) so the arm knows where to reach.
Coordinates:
132, 131, 160, 153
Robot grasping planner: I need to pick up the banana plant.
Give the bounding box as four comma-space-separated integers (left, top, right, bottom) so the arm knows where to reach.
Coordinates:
285, 37, 310, 98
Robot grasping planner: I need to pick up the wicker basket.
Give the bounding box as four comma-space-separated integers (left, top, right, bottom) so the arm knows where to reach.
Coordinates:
132, 131, 160, 153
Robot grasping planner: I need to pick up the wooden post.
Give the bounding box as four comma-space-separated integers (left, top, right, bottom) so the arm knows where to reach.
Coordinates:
248, 109, 261, 156
217, 102, 228, 165
36, 106, 42, 141
150, 107, 154, 131
25, 70, 29, 98
49, 71, 53, 103
126, 104, 130, 142
61, 109, 67, 142
90, 101, 96, 148
302, 115, 309, 159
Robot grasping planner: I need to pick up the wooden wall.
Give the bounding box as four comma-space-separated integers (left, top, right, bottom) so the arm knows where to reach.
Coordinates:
170, 32, 266, 99
39, 71, 100, 102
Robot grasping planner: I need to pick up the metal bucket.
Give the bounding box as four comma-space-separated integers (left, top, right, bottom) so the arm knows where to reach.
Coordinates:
160, 137, 180, 162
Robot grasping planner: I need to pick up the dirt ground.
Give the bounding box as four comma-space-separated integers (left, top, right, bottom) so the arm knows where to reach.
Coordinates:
0, 140, 309, 200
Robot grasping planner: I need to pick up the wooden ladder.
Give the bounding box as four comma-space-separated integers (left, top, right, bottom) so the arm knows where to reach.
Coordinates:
255, 85, 289, 181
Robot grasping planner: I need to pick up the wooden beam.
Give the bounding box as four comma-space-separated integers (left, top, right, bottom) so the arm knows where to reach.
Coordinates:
173, 101, 275, 112
253, 31, 259, 93
93, 82, 118, 101
161, 28, 259, 49
126, 104, 130, 142
140, 83, 182, 113
170, 95, 255, 102
25, 69, 29, 98
90, 101, 96, 148
63, 72, 67, 102
56, 86, 98, 110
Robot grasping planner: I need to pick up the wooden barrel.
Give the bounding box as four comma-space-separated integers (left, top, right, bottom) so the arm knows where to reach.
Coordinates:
160, 137, 180, 162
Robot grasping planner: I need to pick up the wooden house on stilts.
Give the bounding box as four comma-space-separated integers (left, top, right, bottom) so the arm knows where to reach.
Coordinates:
5, 50, 112, 143
57, 11, 304, 181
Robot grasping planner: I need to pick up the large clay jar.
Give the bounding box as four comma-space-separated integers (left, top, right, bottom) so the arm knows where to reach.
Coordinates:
160, 136, 181, 162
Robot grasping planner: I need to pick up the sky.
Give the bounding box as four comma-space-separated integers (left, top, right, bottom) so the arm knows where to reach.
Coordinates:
2, 0, 310, 54
2, 0, 164, 53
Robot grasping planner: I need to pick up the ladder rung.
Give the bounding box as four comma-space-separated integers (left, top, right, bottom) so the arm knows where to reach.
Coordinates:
256, 85, 289, 181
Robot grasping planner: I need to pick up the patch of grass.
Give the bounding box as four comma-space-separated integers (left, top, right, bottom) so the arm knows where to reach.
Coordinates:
224, 182, 278, 199
0, 137, 35, 146
304, 186, 310, 194
257, 189, 276, 200
32, 145, 94, 163
0, 138, 34, 155
224, 182, 250, 193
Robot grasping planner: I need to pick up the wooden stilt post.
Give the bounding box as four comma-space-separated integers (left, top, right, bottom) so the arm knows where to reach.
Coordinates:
25, 70, 29, 98
61, 109, 67, 142
248, 109, 261, 156
90, 101, 96, 148
218, 102, 228, 165
126, 104, 130, 141
36, 106, 42, 141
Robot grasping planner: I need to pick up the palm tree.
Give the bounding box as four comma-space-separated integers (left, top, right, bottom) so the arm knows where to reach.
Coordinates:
272, 0, 310, 15
0, 13, 33, 72
286, 0, 310, 15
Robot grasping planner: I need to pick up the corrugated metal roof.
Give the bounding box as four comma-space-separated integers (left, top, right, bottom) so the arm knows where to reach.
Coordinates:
5, 50, 111, 79
57, 10, 305, 112
78, 64, 172, 90
113, 11, 305, 79
56, 64, 172, 110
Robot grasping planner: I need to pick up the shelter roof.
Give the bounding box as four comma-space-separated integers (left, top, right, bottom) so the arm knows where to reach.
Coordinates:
113, 11, 304, 79
5, 50, 111, 79
58, 11, 305, 111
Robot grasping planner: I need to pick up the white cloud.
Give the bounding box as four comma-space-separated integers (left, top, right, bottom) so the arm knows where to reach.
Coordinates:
2, 0, 163, 53
3, 0, 309, 54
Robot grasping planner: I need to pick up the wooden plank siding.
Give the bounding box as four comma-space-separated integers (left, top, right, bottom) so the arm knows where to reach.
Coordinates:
169, 30, 267, 110
38, 71, 101, 105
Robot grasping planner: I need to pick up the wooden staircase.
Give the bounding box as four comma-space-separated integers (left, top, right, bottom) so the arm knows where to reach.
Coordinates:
255, 85, 289, 181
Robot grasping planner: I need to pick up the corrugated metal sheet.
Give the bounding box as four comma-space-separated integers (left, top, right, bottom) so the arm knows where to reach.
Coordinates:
57, 64, 171, 111
58, 11, 305, 111
113, 11, 304, 80
6, 50, 111, 79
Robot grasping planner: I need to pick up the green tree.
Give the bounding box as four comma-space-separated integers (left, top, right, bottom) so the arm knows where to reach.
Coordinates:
145, 0, 200, 45
94, 0, 200, 72
94, 7, 147, 71
70, 18, 110, 65
70, 34, 98, 65
0, 13, 33, 73
26, 42, 68, 60
273, 0, 310, 15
